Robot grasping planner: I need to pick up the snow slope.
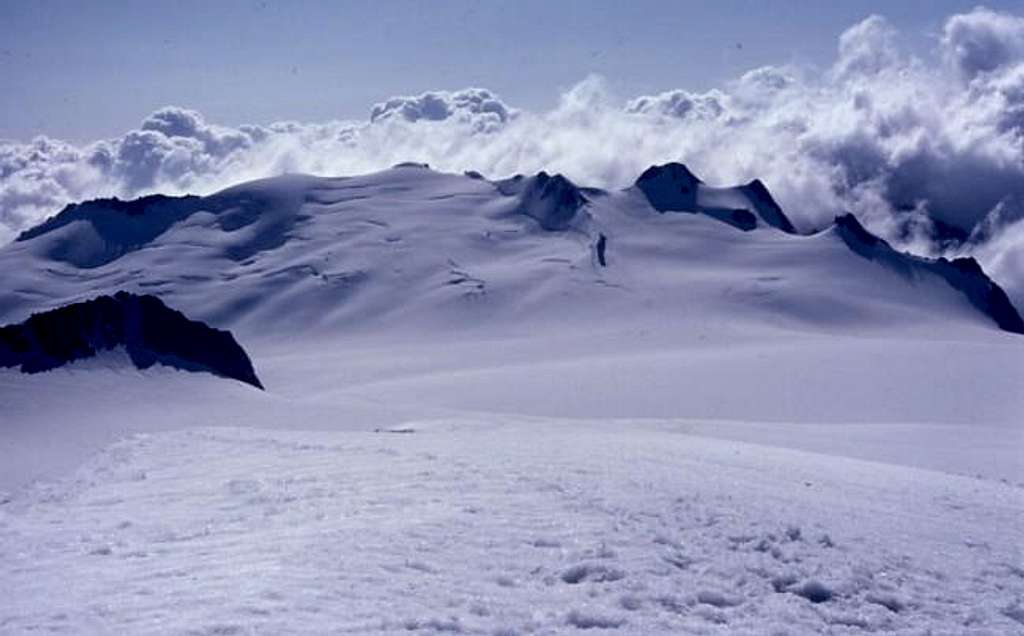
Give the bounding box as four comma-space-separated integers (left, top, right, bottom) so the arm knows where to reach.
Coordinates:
0, 164, 1022, 634
1, 422, 1022, 634
0, 163, 1019, 339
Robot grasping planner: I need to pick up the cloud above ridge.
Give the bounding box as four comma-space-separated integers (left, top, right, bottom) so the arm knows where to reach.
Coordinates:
3, 7, 1024, 305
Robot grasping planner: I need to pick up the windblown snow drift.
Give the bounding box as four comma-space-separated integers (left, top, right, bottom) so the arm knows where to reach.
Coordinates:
0, 291, 263, 388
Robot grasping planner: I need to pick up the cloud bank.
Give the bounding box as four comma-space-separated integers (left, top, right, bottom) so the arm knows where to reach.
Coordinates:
4, 7, 1024, 305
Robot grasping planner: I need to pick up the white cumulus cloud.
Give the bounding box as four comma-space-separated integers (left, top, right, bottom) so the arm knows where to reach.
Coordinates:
942, 6, 1024, 79
369, 88, 514, 132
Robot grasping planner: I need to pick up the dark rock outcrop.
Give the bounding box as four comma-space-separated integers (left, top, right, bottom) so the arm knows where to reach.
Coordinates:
834, 213, 893, 256
635, 163, 797, 234
740, 179, 797, 234
16, 182, 306, 268
17, 194, 203, 243
507, 172, 587, 231
932, 256, 1024, 335
700, 208, 759, 232
17, 194, 205, 267
0, 292, 264, 388
635, 163, 702, 212
834, 214, 1024, 335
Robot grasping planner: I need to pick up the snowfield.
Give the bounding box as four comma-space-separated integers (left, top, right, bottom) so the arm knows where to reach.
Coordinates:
1, 165, 1023, 633
1, 420, 1022, 634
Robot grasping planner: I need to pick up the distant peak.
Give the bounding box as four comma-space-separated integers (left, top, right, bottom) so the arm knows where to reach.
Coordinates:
947, 256, 984, 275
17, 194, 201, 244
531, 171, 575, 190
741, 179, 796, 233
832, 214, 1024, 335
634, 163, 703, 213
935, 257, 1024, 335
833, 213, 892, 251
635, 163, 704, 188
513, 172, 587, 231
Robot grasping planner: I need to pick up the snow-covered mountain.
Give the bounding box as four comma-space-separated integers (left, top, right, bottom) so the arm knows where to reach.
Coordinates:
1, 162, 1020, 341
2, 164, 1023, 634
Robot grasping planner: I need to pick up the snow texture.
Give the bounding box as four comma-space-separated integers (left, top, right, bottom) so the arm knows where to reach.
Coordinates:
0, 164, 1022, 634
0, 165, 1020, 338
1, 422, 1021, 634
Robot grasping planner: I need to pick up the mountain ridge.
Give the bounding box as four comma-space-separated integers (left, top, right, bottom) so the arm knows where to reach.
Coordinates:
0, 291, 263, 388
1, 163, 1020, 339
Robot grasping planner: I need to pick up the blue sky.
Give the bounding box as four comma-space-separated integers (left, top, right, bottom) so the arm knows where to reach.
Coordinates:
2, 0, 1019, 141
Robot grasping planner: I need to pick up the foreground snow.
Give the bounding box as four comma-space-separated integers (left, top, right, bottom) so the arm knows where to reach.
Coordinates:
1, 420, 1021, 634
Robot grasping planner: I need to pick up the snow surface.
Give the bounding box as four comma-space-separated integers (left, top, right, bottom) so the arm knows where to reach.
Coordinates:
1, 165, 1022, 633
0, 164, 1016, 337
1, 421, 1022, 634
